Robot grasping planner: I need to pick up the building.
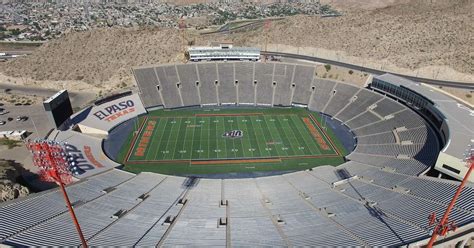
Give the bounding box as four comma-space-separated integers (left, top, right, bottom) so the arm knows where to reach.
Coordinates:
187, 43, 260, 62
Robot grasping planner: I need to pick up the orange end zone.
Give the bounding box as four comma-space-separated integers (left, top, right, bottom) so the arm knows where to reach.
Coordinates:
125, 116, 149, 162
308, 114, 342, 156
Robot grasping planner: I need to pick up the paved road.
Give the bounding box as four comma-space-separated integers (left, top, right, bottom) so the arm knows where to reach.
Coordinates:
263, 51, 474, 89
0, 83, 96, 107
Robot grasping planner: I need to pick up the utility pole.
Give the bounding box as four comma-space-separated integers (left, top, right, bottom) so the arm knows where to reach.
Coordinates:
263, 19, 271, 62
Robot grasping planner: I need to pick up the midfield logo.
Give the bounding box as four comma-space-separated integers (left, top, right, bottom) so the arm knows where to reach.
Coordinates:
222, 130, 243, 138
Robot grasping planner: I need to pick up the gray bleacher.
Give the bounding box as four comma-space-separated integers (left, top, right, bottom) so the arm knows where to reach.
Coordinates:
335, 89, 383, 122
162, 179, 226, 246
234, 62, 255, 105
340, 161, 454, 203
354, 143, 425, 157
133, 67, 163, 108
323, 83, 360, 117
0, 169, 133, 244
88, 176, 187, 246
332, 203, 428, 246
255, 176, 362, 246
400, 177, 474, 212
345, 111, 381, 130
6, 173, 163, 246
372, 98, 406, 117
254, 63, 274, 105
196, 63, 219, 105
338, 180, 473, 228
225, 178, 286, 246
347, 152, 430, 175
273, 63, 295, 106
338, 161, 411, 188
155, 65, 183, 108
291, 65, 315, 104
353, 109, 425, 136
397, 126, 429, 144
176, 64, 200, 106
357, 132, 396, 145
2, 166, 473, 247
308, 79, 337, 112
217, 63, 237, 104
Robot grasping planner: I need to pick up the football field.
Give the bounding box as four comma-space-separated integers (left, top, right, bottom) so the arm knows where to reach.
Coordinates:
121, 108, 346, 175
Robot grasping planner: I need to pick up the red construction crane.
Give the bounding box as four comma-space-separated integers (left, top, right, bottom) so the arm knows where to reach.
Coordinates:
426, 149, 473, 247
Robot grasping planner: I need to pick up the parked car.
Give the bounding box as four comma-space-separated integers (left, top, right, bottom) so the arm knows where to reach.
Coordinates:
0, 120, 5, 125
0, 111, 9, 115
16, 116, 28, 121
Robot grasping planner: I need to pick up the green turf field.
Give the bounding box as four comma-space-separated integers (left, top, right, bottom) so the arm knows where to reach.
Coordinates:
118, 108, 347, 175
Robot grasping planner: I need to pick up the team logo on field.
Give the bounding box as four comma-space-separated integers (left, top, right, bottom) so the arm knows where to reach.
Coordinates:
222, 130, 243, 138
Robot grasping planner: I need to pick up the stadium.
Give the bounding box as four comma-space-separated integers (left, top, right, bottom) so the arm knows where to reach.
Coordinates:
0, 60, 473, 247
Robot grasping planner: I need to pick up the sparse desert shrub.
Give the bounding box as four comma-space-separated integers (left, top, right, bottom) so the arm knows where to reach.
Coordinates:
348, 70, 354, 74
466, 94, 472, 98
324, 64, 331, 72
0, 138, 22, 149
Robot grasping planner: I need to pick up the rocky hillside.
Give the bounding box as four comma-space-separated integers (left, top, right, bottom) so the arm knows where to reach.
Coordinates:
238, 0, 473, 75
1, 160, 29, 202
0, 0, 471, 89
0, 27, 184, 86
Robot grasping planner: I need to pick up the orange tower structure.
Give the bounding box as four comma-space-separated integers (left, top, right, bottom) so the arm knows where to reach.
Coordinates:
426, 149, 473, 247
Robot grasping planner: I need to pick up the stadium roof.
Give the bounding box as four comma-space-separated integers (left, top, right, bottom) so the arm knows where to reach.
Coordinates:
375, 74, 474, 160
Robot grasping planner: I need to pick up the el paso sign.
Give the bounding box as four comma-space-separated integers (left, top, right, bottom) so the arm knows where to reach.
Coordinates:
93, 100, 136, 122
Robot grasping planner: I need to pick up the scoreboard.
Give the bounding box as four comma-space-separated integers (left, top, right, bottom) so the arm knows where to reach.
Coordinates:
43, 90, 73, 128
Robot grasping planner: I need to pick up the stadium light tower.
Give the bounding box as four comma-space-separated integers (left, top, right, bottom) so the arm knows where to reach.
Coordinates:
25, 139, 88, 248
426, 145, 473, 247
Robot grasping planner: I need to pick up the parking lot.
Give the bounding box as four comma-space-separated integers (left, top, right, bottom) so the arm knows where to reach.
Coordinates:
0, 83, 97, 139
0, 103, 53, 138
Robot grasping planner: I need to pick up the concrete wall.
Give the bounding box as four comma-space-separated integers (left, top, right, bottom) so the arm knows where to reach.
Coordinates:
435, 152, 473, 182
